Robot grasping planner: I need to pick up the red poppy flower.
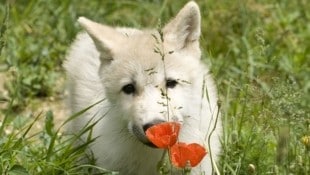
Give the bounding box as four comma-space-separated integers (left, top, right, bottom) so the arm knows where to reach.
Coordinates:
170, 142, 207, 168
145, 122, 181, 148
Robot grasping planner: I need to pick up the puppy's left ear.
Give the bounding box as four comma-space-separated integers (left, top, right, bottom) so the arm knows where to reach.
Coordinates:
78, 17, 125, 64
163, 1, 201, 53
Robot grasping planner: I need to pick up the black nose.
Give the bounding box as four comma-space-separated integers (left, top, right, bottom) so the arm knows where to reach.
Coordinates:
143, 120, 165, 133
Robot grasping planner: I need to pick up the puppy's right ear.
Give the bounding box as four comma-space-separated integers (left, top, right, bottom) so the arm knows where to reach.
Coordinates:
163, 1, 201, 55
78, 17, 124, 63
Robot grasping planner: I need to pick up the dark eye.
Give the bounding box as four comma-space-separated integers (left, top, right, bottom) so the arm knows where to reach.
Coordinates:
166, 79, 178, 89
122, 84, 135, 94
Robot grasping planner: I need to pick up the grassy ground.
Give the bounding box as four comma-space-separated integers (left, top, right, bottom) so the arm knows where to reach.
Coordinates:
0, 0, 309, 174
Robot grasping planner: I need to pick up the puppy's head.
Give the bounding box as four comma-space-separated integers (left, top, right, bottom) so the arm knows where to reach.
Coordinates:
78, 2, 203, 147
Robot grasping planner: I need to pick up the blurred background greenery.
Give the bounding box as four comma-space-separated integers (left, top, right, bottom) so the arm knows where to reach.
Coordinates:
0, 0, 309, 174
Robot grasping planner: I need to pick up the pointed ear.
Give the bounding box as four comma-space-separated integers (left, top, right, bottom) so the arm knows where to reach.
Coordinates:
78, 17, 124, 63
163, 1, 201, 51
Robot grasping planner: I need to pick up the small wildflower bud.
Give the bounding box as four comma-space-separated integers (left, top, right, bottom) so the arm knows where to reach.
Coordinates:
217, 100, 222, 108
248, 164, 256, 174
301, 135, 310, 149
157, 161, 169, 175
184, 161, 192, 174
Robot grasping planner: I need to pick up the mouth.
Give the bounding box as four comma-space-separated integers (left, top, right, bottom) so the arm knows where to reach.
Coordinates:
143, 141, 157, 148
131, 124, 157, 148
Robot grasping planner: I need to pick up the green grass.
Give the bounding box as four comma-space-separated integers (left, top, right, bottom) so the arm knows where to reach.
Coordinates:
0, 0, 309, 174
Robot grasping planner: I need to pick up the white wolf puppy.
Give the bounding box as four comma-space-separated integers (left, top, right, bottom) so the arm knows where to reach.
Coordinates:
64, 1, 221, 175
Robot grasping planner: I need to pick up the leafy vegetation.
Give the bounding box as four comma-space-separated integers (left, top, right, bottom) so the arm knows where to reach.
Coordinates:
0, 0, 309, 174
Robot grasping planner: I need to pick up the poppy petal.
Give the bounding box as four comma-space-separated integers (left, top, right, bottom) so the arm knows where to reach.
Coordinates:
145, 122, 180, 148
169, 142, 207, 168
187, 143, 207, 167
170, 142, 190, 168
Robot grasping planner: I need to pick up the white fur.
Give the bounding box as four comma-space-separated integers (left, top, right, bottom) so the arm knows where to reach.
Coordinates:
64, 1, 221, 175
